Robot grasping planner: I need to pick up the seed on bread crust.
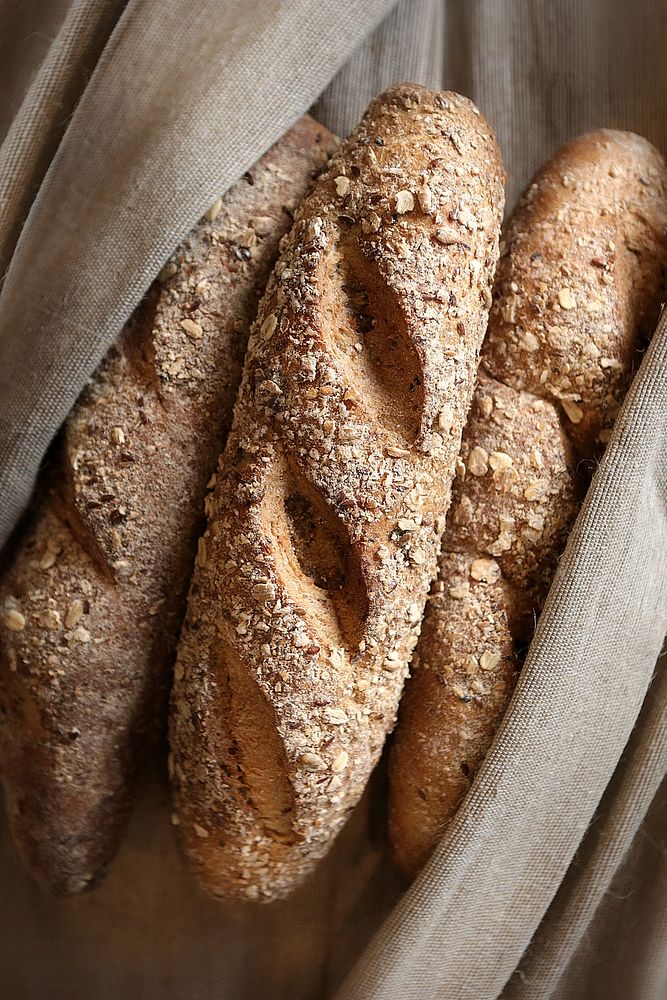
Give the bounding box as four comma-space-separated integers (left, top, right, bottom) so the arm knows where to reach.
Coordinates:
389, 128, 667, 879
170, 84, 505, 903
0, 115, 336, 895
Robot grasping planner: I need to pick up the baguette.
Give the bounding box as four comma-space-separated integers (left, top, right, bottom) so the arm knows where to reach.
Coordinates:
169, 84, 505, 902
389, 129, 667, 878
0, 116, 335, 894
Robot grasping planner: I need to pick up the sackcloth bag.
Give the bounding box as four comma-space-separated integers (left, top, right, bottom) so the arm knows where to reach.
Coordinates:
0, 2, 666, 998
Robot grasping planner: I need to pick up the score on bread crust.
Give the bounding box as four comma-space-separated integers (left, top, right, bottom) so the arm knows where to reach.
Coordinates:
0, 117, 335, 894
169, 85, 505, 902
389, 129, 667, 878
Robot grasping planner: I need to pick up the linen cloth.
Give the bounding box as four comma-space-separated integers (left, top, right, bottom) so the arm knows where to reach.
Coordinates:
1, 1, 666, 998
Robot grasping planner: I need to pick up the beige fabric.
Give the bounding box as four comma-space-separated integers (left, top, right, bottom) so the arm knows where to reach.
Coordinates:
0, 0, 126, 285
341, 321, 667, 1000
508, 661, 667, 1000
1, 1, 666, 998
0, 0, 72, 142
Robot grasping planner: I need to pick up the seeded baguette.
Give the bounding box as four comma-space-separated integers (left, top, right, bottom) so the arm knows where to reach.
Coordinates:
389, 129, 667, 878
0, 116, 335, 894
169, 84, 504, 902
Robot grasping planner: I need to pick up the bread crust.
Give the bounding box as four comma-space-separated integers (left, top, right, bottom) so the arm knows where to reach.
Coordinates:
169, 84, 504, 902
389, 129, 667, 878
0, 116, 335, 894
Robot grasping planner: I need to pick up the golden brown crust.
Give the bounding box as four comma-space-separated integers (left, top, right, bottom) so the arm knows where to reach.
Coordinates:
389, 377, 581, 877
170, 85, 504, 902
447, 374, 582, 632
0, 116, 335, 894
389, 129, 667, 878
486, 129, 667, 454
388, 551, 517, 874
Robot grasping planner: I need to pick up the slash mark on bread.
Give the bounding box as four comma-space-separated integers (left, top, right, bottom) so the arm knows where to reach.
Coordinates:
324, 235, 424, 445
265, 453, 368, 652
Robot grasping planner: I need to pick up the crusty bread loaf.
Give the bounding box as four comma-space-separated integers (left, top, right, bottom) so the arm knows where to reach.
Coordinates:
0, 116, 335, 894
389, 129, 667, 878
388, 377, 582, 877
169, 84, 505, 902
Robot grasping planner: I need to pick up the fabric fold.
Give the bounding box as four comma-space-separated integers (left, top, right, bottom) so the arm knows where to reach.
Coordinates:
1, 1, 667, 998
338, 317, 667, 1000
507, 657, 667, 999
0, 0, 126, 285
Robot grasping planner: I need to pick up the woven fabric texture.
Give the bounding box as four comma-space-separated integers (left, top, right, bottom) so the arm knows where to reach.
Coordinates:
0, 1, 666, 998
